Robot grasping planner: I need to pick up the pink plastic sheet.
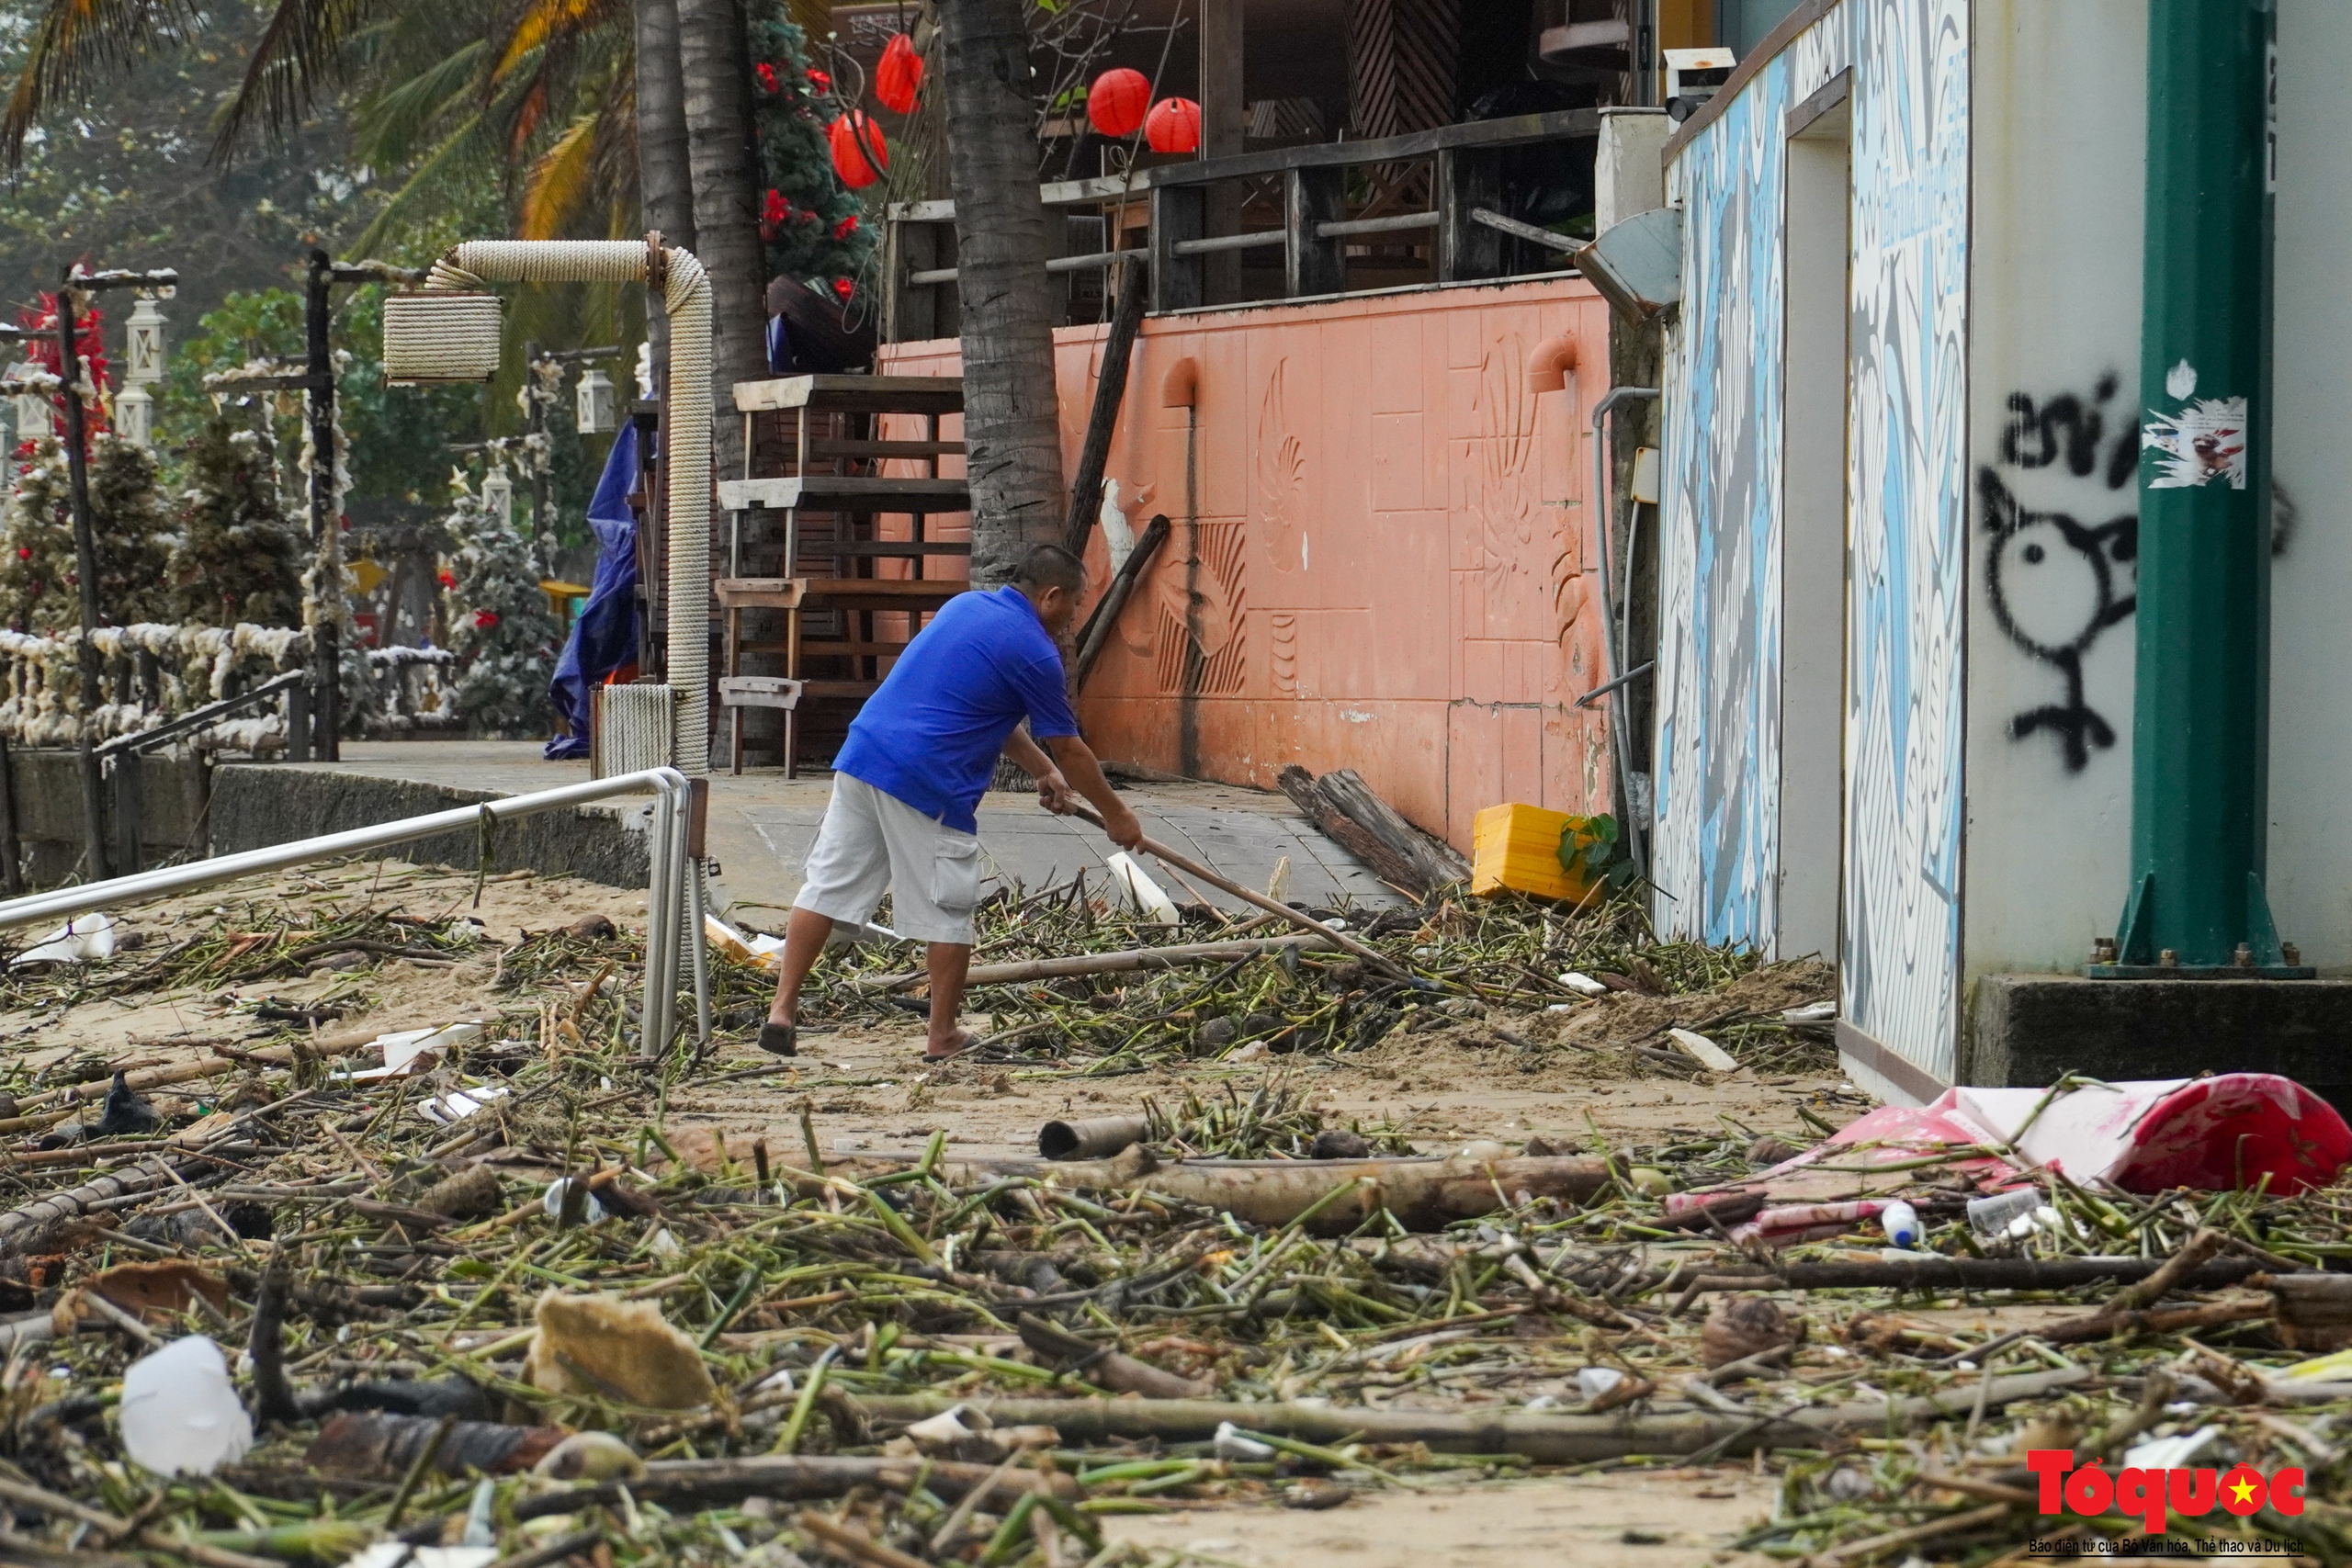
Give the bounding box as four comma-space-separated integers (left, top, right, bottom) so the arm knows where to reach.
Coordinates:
1759, 1074, 2351, 1196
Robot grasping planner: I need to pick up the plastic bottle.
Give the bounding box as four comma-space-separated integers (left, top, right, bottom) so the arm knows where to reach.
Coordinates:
1966, 1189, 2043, 1241
1879, 1199, 1921, 1248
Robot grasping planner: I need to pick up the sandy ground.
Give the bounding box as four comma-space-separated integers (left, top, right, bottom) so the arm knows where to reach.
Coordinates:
1102, 1468, 1781, 1568
0, 865, 1849, 1566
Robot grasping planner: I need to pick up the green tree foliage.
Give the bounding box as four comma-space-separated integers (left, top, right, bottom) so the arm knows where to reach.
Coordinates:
0, 434, 175, 631
0, 0, 372, 328
156, 288, 483, 511
441, 474, 559, 737
168, 417, 305, 626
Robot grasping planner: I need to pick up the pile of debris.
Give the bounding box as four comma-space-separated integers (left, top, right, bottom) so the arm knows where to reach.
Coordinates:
0, 862, 2338, 1565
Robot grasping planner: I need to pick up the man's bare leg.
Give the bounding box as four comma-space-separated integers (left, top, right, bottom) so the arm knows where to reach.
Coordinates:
925, 940, 974, 1058
766, 907, 839, 1038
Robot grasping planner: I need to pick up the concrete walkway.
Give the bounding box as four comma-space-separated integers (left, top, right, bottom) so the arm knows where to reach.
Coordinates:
261, 742, 1401, 926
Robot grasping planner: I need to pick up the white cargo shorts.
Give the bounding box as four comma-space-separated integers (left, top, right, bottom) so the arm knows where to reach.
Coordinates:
792, 773, 982, 945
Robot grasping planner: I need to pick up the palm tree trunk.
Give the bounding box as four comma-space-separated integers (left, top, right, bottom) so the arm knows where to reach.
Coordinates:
676, 0, 769, 485
635, 0, 695, 399
938, 0, 1065, 585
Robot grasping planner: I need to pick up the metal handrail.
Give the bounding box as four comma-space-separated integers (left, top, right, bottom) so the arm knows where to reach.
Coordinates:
0, 767, 705, 1055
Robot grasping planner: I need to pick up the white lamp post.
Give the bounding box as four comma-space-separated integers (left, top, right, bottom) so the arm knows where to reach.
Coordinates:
125, 295, 166, 385
115, 385, 153, 448
575, 367, 617, 434
7, 365, 49, 443
481, 464, 515, 530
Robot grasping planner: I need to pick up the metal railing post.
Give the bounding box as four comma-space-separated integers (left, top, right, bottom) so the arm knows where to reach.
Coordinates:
0, 767, 700, 1057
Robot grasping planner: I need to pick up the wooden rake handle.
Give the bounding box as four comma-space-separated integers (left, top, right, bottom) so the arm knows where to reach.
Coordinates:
1064, 802, 1409, 980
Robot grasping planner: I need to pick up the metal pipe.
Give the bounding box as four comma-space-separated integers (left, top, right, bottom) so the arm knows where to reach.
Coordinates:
1471, 208, 1585, 255
1314, 212, 1440, 239
907, 249, 1151, 288
1170, 231, 1288, 256
0, 768, 695, 1055
1590, 386, 1660, 875
1575, 661, 1654, 711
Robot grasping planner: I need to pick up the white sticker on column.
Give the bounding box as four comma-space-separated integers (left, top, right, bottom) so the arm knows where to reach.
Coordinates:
2143, 396, 2249, 490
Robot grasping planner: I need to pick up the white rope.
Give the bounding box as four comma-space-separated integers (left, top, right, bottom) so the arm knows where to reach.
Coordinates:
430, 240, 714, 776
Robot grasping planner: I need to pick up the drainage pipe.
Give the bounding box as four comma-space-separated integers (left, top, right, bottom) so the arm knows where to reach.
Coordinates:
1591, 386, 1660, 875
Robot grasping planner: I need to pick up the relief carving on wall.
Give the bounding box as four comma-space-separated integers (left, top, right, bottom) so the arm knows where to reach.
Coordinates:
1154, 519, 1250, 697
1259, 360, 1309, 575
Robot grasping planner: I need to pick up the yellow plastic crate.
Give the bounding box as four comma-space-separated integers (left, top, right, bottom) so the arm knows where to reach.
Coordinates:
1471, 802, 1599, 902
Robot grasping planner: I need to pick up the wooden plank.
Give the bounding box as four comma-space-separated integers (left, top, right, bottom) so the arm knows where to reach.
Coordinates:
718, 476, 972, 510
713, 577, 809, 610
1435, 146, 1504, 283
806, 438, 965, 458
1150, 186, 1206, 312
1286, 166, 1348, 298
1148, 109, 1599, 189
798, 680, 886, 700
1062, 256, 1150, 558
798, 580, 967, 608
732, 375, 966, 413
822, 540, 972, 557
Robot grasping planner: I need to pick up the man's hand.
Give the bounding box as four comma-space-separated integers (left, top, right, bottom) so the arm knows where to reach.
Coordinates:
1035, 766, 1078, 814
1101, 797, 1146, 851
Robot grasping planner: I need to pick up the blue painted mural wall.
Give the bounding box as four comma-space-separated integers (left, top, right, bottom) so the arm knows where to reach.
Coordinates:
1652, 0, 1971, 1081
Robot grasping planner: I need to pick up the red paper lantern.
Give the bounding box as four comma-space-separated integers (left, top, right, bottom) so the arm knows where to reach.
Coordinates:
875, 32, 923, 115
827, 113, 889, 188
1144, 96, 1202, 154
1087, 67, 1149, 137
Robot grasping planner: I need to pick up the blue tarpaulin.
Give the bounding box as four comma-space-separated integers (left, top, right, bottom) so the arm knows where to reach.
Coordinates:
545, 423, 641, 759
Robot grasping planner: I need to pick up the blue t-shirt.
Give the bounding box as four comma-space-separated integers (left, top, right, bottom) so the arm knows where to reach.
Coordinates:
833, 586, 1080, 832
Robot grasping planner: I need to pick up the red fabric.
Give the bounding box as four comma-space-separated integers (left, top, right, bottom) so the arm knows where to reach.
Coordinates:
1145, 96, 1202, 153
1088, 68, 1150, 137
875, 33, 923, 116
827, 113, 888, 188
2107, 1076, 2352, 1195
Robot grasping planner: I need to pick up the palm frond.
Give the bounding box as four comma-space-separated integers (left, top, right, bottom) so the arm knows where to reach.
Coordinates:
516, 111, 594, 238
489, 0, 612, 85
346, 107, 485, 255
211, 0, 386, 160
349, 36, 486, 167
0, 0, 201, 165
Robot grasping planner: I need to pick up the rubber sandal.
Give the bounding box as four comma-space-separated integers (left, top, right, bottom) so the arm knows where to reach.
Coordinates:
758, 1021, 797, 1056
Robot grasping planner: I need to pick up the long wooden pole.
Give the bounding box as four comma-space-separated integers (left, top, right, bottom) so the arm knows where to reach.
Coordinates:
55, 278, 111, 881
1064, 801, 1408, 978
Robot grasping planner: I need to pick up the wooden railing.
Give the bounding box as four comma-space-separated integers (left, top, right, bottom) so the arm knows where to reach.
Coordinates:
881, 108, 1599, 341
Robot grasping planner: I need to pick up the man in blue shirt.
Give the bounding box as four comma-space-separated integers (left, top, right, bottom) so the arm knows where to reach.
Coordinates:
763, 543, 1143, 1059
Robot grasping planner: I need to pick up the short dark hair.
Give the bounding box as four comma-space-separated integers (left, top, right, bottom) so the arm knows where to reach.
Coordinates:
1012, 542, 1085, 593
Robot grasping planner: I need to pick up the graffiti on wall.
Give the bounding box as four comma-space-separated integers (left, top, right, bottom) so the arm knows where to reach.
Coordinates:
1980, 373, 2139, 773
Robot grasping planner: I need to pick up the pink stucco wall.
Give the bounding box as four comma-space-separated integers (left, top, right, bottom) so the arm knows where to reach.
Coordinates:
876, 276, 1616, 852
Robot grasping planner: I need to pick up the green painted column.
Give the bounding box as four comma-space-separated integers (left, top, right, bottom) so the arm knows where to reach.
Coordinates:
2109, 0, 2296, 974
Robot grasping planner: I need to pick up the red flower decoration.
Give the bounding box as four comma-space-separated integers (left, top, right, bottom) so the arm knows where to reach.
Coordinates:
437, 568, 456, 589
763, 188, 789, 224
807, 68, 832, 93
473, 609, 500, 629
831, 213, 859, 241
832, 277, 854, 301
755, 62, 779, 95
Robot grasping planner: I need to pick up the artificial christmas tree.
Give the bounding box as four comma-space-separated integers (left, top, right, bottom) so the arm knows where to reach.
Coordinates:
0, 434, 173, 632
749, 0, 882, 312
442, 472, 560, 738
170, 417, 305, 627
